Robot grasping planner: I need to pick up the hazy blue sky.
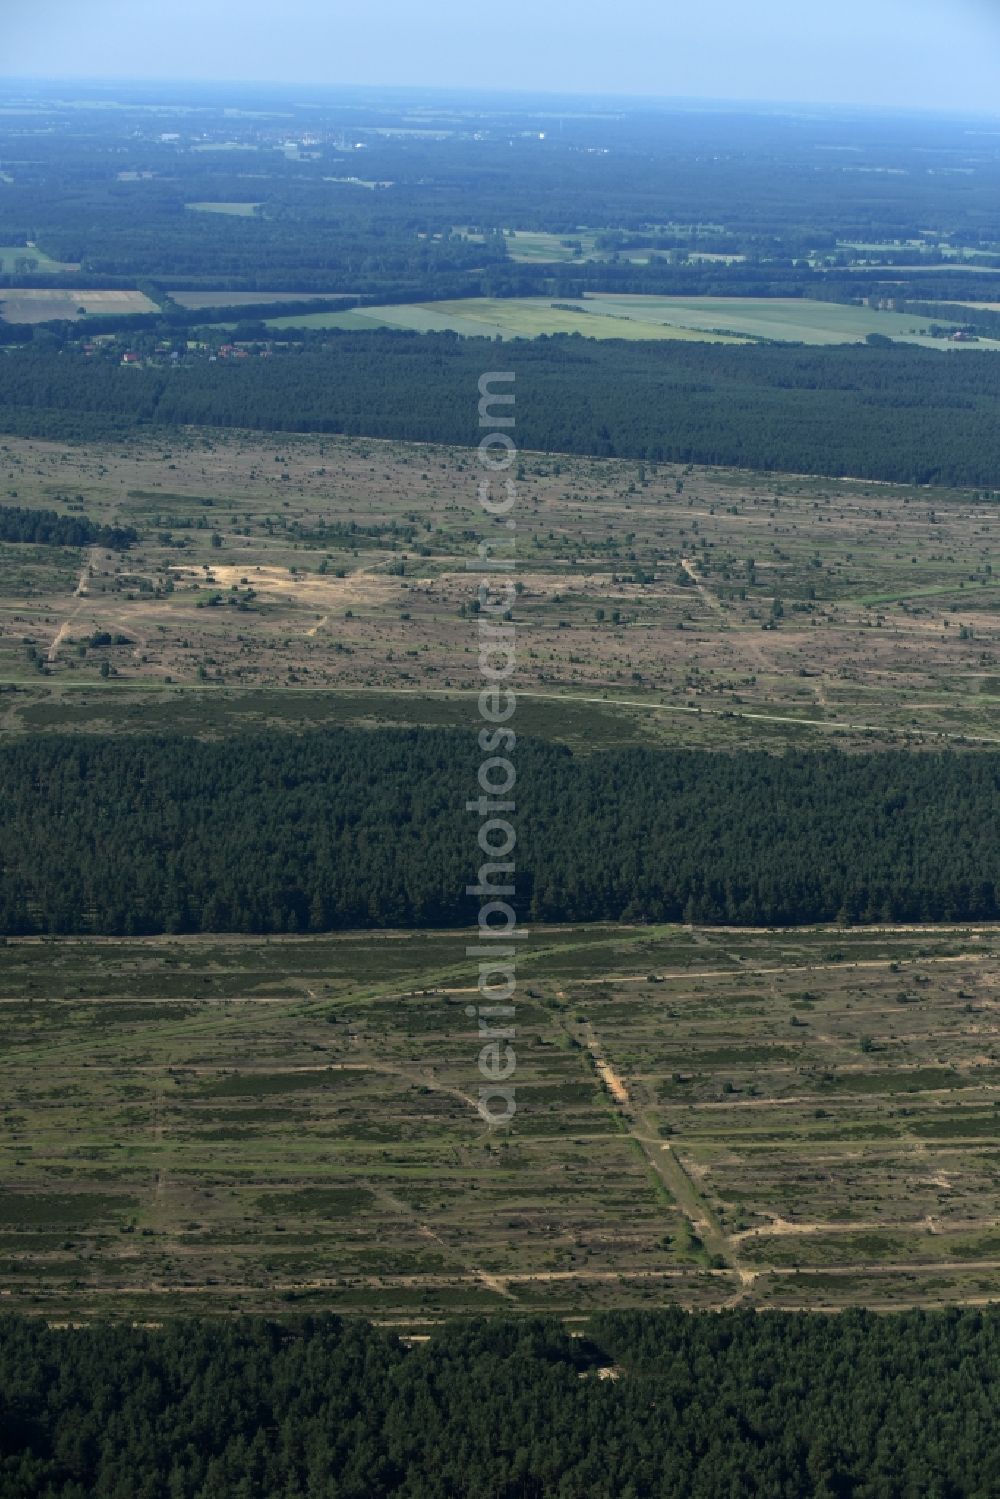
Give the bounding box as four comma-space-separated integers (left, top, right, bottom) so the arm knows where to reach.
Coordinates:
3, 0, 999, 112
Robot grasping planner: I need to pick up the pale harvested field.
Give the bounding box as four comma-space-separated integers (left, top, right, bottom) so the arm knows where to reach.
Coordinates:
0, 288, 157, 323
0, 243, 79, 273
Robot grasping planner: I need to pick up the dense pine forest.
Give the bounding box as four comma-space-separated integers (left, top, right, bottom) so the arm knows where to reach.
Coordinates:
0, 505, 136, 551
2, 730, 997, 935
1, 1309, 997, 1497
4, 337, 1000, 485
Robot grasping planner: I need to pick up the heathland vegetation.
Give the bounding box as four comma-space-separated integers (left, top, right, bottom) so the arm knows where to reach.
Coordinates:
3, 920, 999, 1320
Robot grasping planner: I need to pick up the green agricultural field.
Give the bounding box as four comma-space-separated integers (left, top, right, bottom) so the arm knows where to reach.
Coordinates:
325, 176, 393, 190
845, 263, 1000, 276
1, 922, 998, 1321
456, 226, 743, 266
190, 141, 260, 153
0, 243, 78, 273
497, 229, 617, 262
839, 240, 1000, 262
185, 201, 261, 216
264, 297, 748, 341
261, 294, 1000, 347
503, 229, 597, 261
577, 294, 1000, 348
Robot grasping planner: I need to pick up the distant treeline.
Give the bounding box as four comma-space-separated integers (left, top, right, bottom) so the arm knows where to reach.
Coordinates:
1, 1308, 998, 1498
901, 299, 1000, 339
9, 267, 1000, 335
7, 262, 1000, 310
2, 731, 998, 935
500, 264, 1000, 307
4, 335, 1000, 485
0, 505, 136, 551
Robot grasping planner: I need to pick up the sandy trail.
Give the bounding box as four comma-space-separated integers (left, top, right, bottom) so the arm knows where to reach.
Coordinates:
580, 1022, 630, 1104
681, 556, 772, 676
47, 550, 98, 661
49, 1258, 1000, 1301
376, 1186, 516, 1301
593, 1054, 630, 1105
47, 618, 73, 662
680, 557, 721, 612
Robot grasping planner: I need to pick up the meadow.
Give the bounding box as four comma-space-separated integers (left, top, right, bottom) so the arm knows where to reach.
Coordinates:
458, 227, 746, 266
1, 280, 991, 351
184, 201, 261, 216
258, 293, 998, 347
261, 297, 746, 340
0, 243, 78, 274
573, 294, 1000, 348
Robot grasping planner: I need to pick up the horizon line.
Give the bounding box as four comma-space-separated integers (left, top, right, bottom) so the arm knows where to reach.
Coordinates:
0, 75, 999, 122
